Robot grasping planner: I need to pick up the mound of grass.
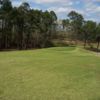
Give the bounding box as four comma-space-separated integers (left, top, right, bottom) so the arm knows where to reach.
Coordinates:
0, 47, 100, 100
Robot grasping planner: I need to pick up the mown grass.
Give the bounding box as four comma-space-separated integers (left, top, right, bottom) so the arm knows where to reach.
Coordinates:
0, 47, 100, 100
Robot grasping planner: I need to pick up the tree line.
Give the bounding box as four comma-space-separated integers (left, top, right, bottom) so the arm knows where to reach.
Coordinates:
0, 0, 57, 50
62, 11, 100, 50
0, 0, 100, 50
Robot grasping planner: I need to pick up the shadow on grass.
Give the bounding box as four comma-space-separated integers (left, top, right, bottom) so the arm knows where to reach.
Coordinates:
85, 47, 100, 53
0, 48, 38, 52
0, 45, 76, 52
68, 45, 76, 47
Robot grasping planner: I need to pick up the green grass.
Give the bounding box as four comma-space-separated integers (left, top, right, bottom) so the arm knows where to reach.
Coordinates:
0, 47, 100, 100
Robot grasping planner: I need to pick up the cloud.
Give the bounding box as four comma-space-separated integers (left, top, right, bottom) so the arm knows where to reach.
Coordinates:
48, 7, 69, 13
29, 0, 68, 4
12, 1, 22, 7
48, 6, 84, 14
84, 0, 100, 18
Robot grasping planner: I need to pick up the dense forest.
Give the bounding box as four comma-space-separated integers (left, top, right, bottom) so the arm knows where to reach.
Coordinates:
0, 0, 100, 50
0, 0, 57, 49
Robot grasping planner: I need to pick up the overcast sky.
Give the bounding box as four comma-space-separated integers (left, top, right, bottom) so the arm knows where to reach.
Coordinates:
12, 0, 100, 22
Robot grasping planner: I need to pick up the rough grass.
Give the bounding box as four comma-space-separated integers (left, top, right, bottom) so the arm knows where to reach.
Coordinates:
0, 47, 100, 100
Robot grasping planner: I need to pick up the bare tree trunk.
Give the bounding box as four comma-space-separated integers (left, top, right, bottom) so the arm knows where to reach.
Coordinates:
97, 41, 100, 52
84, 39, 87, 48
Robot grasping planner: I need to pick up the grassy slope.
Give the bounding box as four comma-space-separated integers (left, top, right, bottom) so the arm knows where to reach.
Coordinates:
0, 47, 100, 100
